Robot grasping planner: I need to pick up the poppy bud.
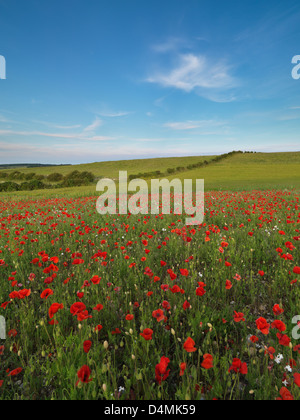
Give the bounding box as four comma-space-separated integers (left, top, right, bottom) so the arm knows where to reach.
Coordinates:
103, 341, 109, 349
102, 384, 107, 392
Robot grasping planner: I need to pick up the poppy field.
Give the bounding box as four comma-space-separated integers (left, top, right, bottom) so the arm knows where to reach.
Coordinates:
0, 189, 300, 400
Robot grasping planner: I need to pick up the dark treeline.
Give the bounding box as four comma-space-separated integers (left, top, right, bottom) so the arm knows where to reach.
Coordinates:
128, 150, 250, 181
0, 170, 95, 192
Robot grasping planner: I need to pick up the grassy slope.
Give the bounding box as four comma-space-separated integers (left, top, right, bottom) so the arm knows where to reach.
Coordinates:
0, 155, 214, 179
166, 152, 300, 191
0, 151, 299, 199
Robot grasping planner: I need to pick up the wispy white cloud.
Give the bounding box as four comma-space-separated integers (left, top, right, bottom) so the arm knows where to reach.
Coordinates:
0, 115, 11, 123
0, 115, 115, 142
32, 119, 82, 130
151, 37, 191, 53
164, 119, 227, 131
96, 111, 132, 118
0, 129, 114, 142
83, 117, 102, 132
147, 53, 237, 96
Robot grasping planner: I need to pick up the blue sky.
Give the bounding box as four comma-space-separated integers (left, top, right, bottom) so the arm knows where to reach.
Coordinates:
0, 0, 300, 164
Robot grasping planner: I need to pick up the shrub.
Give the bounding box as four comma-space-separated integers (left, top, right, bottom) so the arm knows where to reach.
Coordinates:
20, 180, 46, 191
60, 178, 87, 187
47, 173, 64, 182
0, 181, 20, 192
8, 171, 23, 180
167, 168, 175, 174
24, 173, 36, 181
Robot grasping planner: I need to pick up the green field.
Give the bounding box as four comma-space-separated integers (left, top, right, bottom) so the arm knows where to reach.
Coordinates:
165, 152, 300, 191
0, 151, 299, 199
1, 151, 300, 401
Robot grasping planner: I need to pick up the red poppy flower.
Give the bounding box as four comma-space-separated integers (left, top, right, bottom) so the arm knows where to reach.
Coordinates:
264, 347, 276, 360
234, 311, 245, 323
94, 325, 103, 332
183, 337, 197, 353
201, 354, 214, 370
277, 333, 291, 347
182, 300, 191, 310
271, 320, 286, 332
93, 304, 103, 312
76, 365, 92, 386
229, 359, 248, 375
152, 309, 164, 322
273, 304, 284, 316
83, 340, 92, 354
140, 328, 153, 341
70, 302, 86, 316
276, 387, 293, 401
294, 373, 300, 388
155, 356, 170, 385
225, 280, 233, 290
7, 368, 22, 377
196, 286, 206, 296
256, 317, 270, 335
179, 362, 186, 376
49, 303, 64, 319
40, 289, 54, 300
293, 267, 300, 275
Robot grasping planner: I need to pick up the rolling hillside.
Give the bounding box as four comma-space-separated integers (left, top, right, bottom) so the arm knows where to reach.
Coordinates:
0, 151, 299, 198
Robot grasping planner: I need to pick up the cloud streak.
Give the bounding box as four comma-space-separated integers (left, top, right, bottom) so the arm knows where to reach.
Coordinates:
0, 129, 114, 142
96, 111, 132, 118
147, 53, 237, 95
164, 119, 227, 131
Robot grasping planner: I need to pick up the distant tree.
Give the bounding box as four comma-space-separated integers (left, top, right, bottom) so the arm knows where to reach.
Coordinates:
47, 173, 64, 182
